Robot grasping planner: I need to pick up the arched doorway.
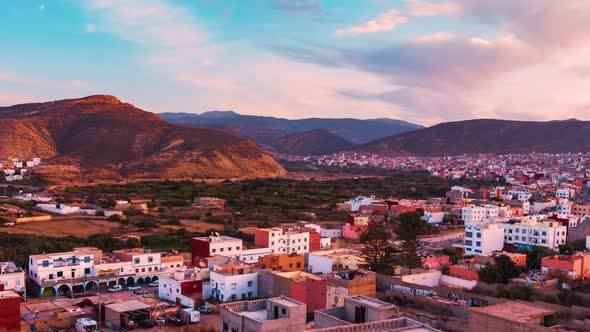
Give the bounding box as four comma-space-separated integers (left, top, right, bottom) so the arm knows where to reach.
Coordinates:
136, 277, 144, 285
127, 277, 135, 286
72, 285, 85, 295
118, 278, 126, 286
144, 277, 151, 284
42, 287, 56, 298
151, 276, 158, 282
86, 281, 98, 291
98, 281, 108, 291
57, 284, 71, 297
108, 280, 116, 287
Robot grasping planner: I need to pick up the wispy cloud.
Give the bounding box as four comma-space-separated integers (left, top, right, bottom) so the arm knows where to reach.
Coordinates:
336, 9, 408, 36
270, 0, 322, 13
85, 24, 96, 33
38, 4, 45, 11
415, 31, 454, 44
405, 0, 461, 17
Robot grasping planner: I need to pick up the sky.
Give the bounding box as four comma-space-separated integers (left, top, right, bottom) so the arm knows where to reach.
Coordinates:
1, 0, 590, 126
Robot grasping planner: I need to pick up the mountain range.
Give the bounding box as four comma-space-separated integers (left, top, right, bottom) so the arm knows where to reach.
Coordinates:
0, 96, 285, 182
358, 119, 590, 155
159, 111, 423, 153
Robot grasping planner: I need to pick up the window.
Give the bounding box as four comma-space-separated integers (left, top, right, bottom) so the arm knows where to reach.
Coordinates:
476, 233, 481, 238
281, 308, 287, 315
465, 240, 472, 246
148, 256, 153, 263
231, 283, 237, 289
142, 268, 145, 272
465, 232, 473, 238
134, 258, 140, 264
220, 248, 224, 252
57, 271, 63, 278
48, 274, 54, 280
15, 280, 20, 286
236, 246, 240, 250
227, 247, 232, 251
542, 231, 547, 236
84, 268, 91, 274
247, 281, 253, 287
148, 267, 152, 272
476, 241, 481, 247
84, 256, 91, 263
212, 249, 216, 253
42, 260, 49, 267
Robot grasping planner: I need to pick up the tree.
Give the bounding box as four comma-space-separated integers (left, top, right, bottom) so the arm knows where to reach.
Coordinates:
359, 221, 395, 272
95, 210, 105, 217
396, 211, 427, 275
558, 243, 576, 255
526, 247, 555, 270
478, 255, 520, 284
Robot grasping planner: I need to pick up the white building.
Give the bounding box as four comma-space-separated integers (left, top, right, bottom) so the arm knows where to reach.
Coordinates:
422, 211, 445, 224
462, 205, 500, 223
210, 263, 257, 302
503, 219, 567, 250
238, 248, 273, 264
556, 200, 572, 215
192, 235, 243, 258
306, 249, 364, 274
344, 195, 378, 212
29, 247, 183, 297
556, 188, 571, 199
508, 189, 532, 202
255, 228, 311, 255
0, 262, 25, 296
320, 227, 342, 239
159, 267, 204, 308
37, 203, 82, 215
464, 224, 505, 255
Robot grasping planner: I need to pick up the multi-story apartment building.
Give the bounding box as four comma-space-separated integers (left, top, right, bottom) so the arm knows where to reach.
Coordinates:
462, 205, 500, 223
503, 219, 567, 250
464, 224, 505, 255
255, 227, 310, 255
220, 297, 307, 332
258, 254, 304, 272
572, 202, 590, 216
508, 189, 532, 202
29, 247, 183, 297
307, 249, 365, 274
210, 262, 258, 302
192, 235, 243, 262
556, 188, 572, 199
0, 262, 25, 296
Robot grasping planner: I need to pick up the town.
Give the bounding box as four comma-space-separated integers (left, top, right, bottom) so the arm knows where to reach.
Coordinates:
1, 153, 590, 332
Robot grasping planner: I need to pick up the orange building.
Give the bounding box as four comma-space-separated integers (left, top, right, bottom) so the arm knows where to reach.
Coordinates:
449, 265, 480, 281
541, 253, 590, 280
258, 254, 304, 272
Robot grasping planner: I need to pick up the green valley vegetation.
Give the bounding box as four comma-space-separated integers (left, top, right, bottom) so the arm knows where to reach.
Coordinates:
65, 172, 489, 224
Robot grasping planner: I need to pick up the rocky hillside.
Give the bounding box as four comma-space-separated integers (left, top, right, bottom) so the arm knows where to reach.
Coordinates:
0, 96, 285, 181
358, 119, 590, 155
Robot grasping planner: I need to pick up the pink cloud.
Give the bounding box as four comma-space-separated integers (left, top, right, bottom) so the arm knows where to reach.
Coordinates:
336, 9, 408, 36
405, 0, 461, 16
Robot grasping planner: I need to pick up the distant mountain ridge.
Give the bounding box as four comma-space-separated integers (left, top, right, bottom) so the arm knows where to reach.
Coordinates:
0, 96, 285, 181
358, 119, 590, 155
159, 111, 423, 146
272, 129, 355, 156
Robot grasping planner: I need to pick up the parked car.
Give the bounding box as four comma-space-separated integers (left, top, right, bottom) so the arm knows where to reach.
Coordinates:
148, 280, 159, 287
107, 285, 122, 292
133, 290, 150, 295
198, 304, 213, 314
127, 285, 141, 291
139, 319, 157, 328
167, 316, 183, 326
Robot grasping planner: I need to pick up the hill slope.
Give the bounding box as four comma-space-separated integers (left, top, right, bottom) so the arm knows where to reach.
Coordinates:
159, 111, 423, 145
272, 129, 355, 155
359, 119, 590, 155
0, 96, 285, 181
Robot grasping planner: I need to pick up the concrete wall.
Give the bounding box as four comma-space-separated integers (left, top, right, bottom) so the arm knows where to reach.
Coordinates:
400, 271, 441, 287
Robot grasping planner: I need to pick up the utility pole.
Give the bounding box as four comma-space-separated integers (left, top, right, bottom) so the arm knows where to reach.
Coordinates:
97, 292, 102, 330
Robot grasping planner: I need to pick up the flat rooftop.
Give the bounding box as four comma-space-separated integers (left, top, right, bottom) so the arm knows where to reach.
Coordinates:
271, 296, 304, 307
349, 295, 392, 307
105, 300, 150, 313
471, 302, 554, 323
